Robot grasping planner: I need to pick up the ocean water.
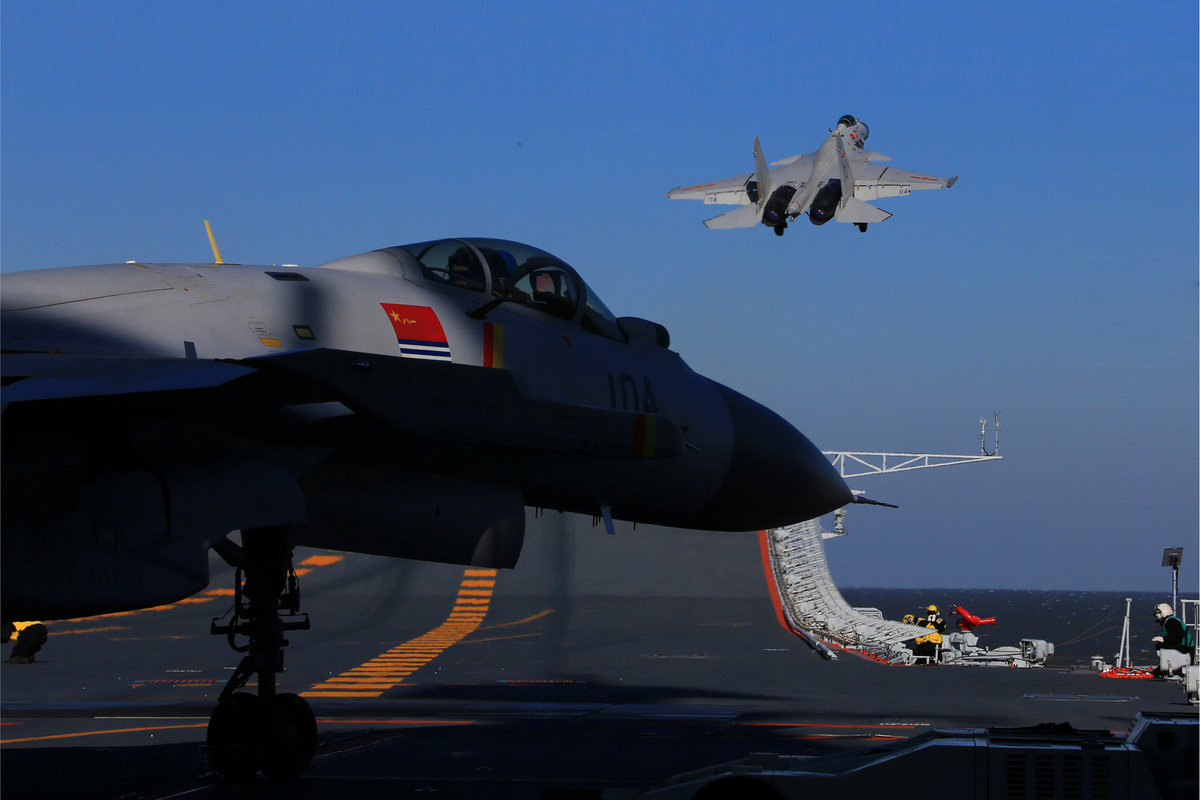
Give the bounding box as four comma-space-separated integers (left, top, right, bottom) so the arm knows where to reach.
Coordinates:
839, 588, 1197, 667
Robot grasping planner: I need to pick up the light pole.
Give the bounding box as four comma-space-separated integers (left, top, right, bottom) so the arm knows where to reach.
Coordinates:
1162, 547, 1183, 613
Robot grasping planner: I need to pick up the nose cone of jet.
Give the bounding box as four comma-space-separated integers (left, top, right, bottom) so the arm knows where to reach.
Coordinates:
692, 382, 852, 530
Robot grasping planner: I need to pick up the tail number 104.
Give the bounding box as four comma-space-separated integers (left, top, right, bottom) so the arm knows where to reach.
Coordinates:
607, 372, 659, 413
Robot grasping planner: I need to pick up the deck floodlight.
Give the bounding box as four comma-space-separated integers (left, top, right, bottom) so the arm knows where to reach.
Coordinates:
1162, 547, 1183, 613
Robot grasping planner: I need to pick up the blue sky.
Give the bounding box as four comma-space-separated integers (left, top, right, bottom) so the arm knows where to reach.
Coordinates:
2, 1, 1196, 592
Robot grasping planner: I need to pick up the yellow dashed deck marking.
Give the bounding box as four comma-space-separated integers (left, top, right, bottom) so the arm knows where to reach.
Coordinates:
302, 569, 497, 699
299, 554, 344, 567
50, 625, 131, 636
55, 551, 345, 630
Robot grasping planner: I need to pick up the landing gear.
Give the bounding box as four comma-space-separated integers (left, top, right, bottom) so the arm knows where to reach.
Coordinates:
773, 224, 786, 237
207, 692, 264, 781
857, 223, 868, 233
208, 527, 314, 781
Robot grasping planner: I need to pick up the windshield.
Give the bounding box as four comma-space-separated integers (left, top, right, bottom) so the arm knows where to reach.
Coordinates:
581, 285, 622, 340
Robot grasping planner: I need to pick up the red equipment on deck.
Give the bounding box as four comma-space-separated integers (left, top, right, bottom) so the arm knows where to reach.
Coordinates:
955, 605, 997, 632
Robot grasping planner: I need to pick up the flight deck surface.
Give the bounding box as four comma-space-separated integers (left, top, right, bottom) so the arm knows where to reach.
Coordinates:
2, 515, 1192, 798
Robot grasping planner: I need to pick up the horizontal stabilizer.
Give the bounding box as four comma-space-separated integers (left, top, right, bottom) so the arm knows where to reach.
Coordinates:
835, 198, 892, 225
703, 204, 763, 230
862, 151, 891, 162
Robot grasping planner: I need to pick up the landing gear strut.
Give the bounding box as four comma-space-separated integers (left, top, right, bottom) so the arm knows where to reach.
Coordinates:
208, 527, 315, 781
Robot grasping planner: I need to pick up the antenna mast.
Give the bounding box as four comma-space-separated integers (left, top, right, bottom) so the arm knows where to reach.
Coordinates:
980, 411, 1000, 456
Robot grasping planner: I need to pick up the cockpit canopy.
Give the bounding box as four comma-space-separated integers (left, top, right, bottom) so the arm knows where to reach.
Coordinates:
837, 114, 868, 141
382, 238, 624, 340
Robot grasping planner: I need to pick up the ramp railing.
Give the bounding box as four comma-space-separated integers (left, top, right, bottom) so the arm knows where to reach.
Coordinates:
764, 521, 929, 662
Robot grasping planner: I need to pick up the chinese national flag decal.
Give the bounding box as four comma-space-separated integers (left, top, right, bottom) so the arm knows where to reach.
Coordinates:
633, 414, 657, 458
483, 322, 504, 368
380, 303, 451, 361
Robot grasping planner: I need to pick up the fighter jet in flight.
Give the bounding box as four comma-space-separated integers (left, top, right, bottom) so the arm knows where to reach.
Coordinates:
1, 234, 852, 780
667, 115, 957, 236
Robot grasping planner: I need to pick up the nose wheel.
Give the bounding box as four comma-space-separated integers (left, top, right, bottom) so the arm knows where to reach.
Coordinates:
208, 527, 315, 781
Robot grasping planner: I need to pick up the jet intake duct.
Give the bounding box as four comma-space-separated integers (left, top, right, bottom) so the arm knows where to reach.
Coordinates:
291, 467, 526, 569
762, 185, 797, 226
1, 468, 212, 620
808, 179, 842, 225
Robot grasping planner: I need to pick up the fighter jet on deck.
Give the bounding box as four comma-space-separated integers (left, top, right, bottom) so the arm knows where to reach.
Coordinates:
0, 234, 852, 780
667, 115, 957, 236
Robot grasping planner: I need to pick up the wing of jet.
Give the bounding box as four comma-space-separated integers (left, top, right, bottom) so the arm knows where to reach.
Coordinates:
1, 235, 852, 780
666, 173, 756, 205
851, 162, 958, 199
667, 115, 956, 236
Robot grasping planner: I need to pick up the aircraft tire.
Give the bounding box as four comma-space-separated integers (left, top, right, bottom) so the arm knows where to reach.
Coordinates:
207, 692, 264, 781
261, 693, 318, 780
857, 223, 868, 232
773, 225, 785, 237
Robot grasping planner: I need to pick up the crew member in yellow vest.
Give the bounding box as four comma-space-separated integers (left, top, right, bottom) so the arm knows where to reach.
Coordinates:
5, 621, 48, 664
913, 604, 946, 664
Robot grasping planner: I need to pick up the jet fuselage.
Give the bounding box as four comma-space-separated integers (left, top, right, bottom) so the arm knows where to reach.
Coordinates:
2, 238, 849, 619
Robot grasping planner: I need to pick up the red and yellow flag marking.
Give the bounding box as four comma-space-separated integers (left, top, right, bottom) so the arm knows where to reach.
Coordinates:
633, 414, 657, 458
483, 323, 504, 368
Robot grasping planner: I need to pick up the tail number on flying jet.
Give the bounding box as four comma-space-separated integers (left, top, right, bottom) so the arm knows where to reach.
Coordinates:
607, 372, 659, 413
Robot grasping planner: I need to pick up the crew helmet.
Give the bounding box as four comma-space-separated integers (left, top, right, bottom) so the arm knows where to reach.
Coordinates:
927, 605, 939, 613
1154, 603, 1173, 620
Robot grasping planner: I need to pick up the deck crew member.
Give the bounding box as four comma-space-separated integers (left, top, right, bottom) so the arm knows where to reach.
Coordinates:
1151, 603, 1192, 674
913, 605, 946, 664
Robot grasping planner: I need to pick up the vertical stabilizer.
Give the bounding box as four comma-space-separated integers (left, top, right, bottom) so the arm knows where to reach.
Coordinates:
834, 130, 855, 212
752, 137, 773, 212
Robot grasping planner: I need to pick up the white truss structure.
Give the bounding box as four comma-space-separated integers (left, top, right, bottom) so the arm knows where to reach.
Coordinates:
824, 414, 1002, 478
767, 420, 1004, 661
823, 451, 1002, 479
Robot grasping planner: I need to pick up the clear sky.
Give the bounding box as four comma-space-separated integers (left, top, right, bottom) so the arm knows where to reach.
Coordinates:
2, 1, 1196, 593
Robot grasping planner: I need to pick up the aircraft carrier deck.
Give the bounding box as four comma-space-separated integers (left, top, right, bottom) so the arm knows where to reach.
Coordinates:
2, 512, 1193, 798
